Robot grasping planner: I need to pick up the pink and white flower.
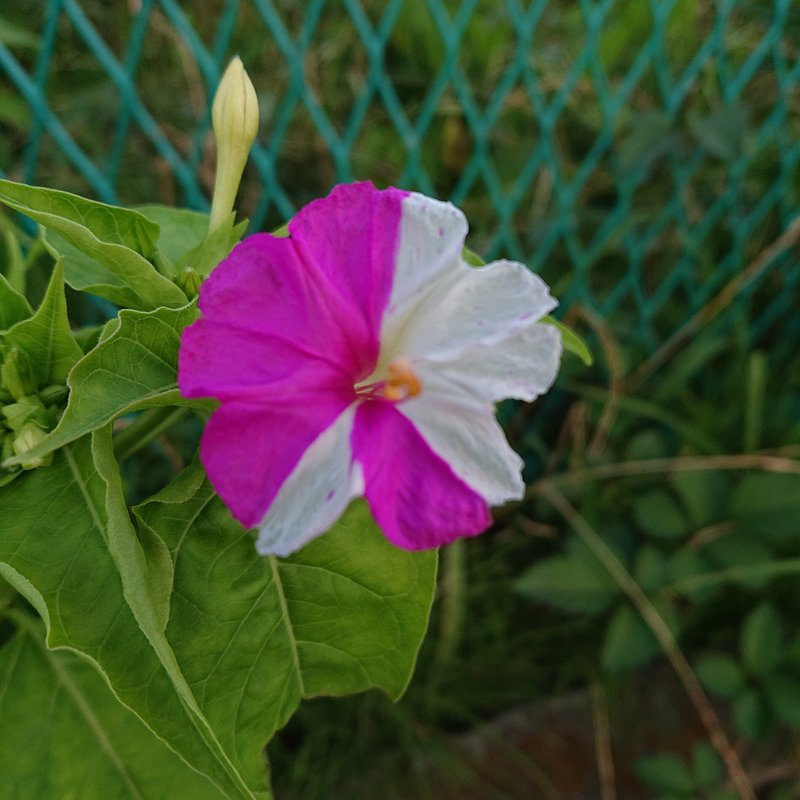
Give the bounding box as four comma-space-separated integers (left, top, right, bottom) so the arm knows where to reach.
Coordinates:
178, 182, 561, 555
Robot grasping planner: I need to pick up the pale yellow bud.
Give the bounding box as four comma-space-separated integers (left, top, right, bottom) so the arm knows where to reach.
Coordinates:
12, 423, 50, 470
208, 57, 259, 234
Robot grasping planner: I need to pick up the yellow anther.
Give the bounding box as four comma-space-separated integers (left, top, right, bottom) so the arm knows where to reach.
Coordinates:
383, 358, 422, 402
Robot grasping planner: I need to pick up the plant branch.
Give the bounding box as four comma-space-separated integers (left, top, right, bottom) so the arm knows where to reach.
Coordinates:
589, 678, 617, 800
526, 452, 800, 500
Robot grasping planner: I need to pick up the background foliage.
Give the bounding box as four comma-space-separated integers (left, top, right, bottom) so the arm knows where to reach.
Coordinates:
2, 0, 800, 798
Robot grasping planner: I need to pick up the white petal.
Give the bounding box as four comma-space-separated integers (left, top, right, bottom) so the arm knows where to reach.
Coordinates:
255, 405, 363, 557
421, 320, 562, 403
399, 373, 525, 506
378, 193, 467, 365
389, 192, 468, 318
397, 258, 557, 362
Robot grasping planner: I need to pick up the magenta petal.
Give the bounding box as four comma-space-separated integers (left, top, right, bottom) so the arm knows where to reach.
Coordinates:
200, 391, 353, 529
179, 316, 348, 403
289, 182, 406, 369
195, 232, 370, 382
352, 401, 492, 550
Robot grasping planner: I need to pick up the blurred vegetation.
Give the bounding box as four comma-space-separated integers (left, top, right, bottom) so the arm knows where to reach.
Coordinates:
2, 0, 800, 798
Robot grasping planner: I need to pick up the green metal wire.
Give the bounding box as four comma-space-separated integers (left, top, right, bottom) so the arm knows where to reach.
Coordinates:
0, 0, 798, 364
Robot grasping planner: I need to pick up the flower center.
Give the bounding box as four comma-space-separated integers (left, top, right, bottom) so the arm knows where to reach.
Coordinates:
355, 357, 422, 403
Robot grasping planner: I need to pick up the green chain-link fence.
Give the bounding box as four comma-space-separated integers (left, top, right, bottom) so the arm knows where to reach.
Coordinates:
1, 0, 799, 361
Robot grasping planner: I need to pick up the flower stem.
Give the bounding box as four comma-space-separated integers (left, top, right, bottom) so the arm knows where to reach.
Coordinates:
432, 537, 466, 672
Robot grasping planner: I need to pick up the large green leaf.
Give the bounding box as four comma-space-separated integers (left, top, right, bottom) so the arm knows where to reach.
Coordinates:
0, 431, 265, 799
2, 260, 82, 388
3, 303, 202, 466
0, 179, 186, 311
0, 431, 436, 797
134, 462, 437, 778
0, 612, 226, 800
0, 178, 157, 256
43, 230, 147, 310
135, 205, 210, 264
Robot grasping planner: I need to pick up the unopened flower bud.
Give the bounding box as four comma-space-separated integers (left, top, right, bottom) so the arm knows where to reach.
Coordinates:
12, 422, 51, 470
208, 57, 259, 235
39, 384, 69, 407
176, 267, 203, 299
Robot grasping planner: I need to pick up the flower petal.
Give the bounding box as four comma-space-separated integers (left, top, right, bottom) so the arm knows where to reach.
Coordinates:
288, 182, 406, 372
399, 371, 526, 506
352, 401, 492, 550
254, 405, 362, 556
200, 390, 352, 529
386, 192, 468, 318
393, 257, 558, 362
193, 232, 371, 385
179, 316, 349, 403
418, 320, 563, 404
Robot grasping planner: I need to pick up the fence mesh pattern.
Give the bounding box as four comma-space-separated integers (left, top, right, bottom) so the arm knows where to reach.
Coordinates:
1, 0, 799, 359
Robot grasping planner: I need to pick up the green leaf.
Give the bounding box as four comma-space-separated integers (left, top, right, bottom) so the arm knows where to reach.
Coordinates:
633, 545, 668, 593
618, 111, 676, 175
1, 260, 81, 389
764, 674, 800, 728
137, 206, 243, 279
733, 687, 770, 740
603, 596, 679, 675
0, 574, 14, 607
691, 740, 724, 789
0, 179, 186, 310
0, 271, 31, 330
43, 230, 149, 310
688, 102, 749, 161
730, 473, 800, 540
1, 224, 29, 294
0, 612, 225, 800
0, 434, 266, 799
623, 428, 670, 460
700, 532, 772, 590
667, 548, 714, 602
515, 551, 620, 614
135, 205, 211, 264
634, 752, 694, 795
3, 303, 201, 466
270, 223, 289, 238
694, 652, 745, 698
671, 471, 729, 528
0, 16, 41, 51
541, 316, 593, 366
632, 489, 688, 540
601, 604, 665, 673
741, 602, 783, 678
0, 179, 158, 256
462, 245, 484, 267
133, 462, 437, 760
174, 214, 248, 277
